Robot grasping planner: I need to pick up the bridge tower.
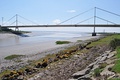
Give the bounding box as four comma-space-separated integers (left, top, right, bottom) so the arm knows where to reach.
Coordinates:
92, 7, 97, 36
15, 14, 19, 31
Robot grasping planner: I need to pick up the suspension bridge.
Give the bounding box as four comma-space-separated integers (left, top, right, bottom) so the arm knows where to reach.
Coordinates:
1, 7, 120, 36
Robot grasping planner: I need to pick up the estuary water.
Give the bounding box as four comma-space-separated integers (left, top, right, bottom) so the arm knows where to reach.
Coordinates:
0, 31, 90, 47
0, 27, 120, 47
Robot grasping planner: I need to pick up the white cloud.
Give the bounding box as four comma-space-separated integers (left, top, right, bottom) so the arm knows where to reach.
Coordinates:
67, 10, 76, 13
53, 19, 61, 24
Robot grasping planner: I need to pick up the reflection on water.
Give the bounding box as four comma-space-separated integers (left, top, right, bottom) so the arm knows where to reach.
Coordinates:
0, 31, 89, 47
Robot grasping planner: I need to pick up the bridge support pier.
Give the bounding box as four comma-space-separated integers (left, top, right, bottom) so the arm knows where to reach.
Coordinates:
15, 27, 19, 31
92, 32, 96, 36
92, 7, 97, 36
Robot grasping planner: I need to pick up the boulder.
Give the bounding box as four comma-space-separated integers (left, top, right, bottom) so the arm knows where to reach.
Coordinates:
72, 68, 91, 79
107, 53, 115, 59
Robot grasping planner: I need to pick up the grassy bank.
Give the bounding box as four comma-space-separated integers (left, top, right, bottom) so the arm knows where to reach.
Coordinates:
111, 47, 120, 74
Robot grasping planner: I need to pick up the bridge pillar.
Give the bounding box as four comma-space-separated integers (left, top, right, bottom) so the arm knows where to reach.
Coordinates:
15, 27, 19, 31
92, 26, 96, 36
92, 7, 97, 36
92, 32, 96, 36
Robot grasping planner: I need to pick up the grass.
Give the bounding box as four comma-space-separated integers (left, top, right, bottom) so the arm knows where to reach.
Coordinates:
112, 47, 120, 73
4, 54, 24, 60
116, 46, 120, 58
56, 41, 71, 44
93, 68, 103, 77
77, 40, 82, 42
0, 70, 11, 79
112, 60, 120, 73
88, 34, 120, 47
108, 78, 120, 80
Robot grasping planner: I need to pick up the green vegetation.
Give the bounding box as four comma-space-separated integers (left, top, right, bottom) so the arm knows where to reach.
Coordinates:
111, 46, 120, 73
93, 68, 103, 77
56, 41, 71, 44
109, 78, 120, 80
109, 39, 120, 49
77, 40, 82, 42
116, 46, 120, 58
112, 60, 120, 73
0, 27, 30, 35
99, 63, 107, 69
0, 70, 11, 79
88, 34, 120, 47
4, 54, 25, 60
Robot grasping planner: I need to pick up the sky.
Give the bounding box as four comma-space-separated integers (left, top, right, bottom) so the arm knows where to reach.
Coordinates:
0, 0, 120, 32
0, 0, 120, 24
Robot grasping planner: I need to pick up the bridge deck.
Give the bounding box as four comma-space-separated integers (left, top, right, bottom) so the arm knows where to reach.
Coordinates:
1, 24, 120, 28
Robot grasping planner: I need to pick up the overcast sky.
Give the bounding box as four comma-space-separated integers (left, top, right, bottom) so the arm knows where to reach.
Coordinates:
0, 0, 120, 25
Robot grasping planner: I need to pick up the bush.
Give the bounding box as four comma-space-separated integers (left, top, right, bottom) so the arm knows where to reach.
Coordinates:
109, 38, 120, 50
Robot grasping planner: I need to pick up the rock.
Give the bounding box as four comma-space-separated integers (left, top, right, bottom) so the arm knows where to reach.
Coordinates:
69, 79, 78, 80
100, 64, 115, 76
73, 55, 80, 58
72, 68, 91, 79
87, 63, 95, 69
107, 53, 115, 59
91, 64, 99, 71
107, 51, 116, 59
78, 74, 92, 80
17, 75, 24, 80
100, 56, 107, 61
105, 50, 111, 54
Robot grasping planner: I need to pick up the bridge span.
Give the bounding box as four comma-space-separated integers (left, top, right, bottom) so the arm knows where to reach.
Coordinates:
1, 24, 120, 28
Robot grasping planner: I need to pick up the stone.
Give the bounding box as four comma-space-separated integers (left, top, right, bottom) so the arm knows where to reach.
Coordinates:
72, 68, 91, 79
100, 56, 107, 61
68, 79, 78, 80
78, 74, 92, 80
87, 63, 95, 69
100, 64, 115, 76
91, 64, 99, 71
107, 53, 115, 59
